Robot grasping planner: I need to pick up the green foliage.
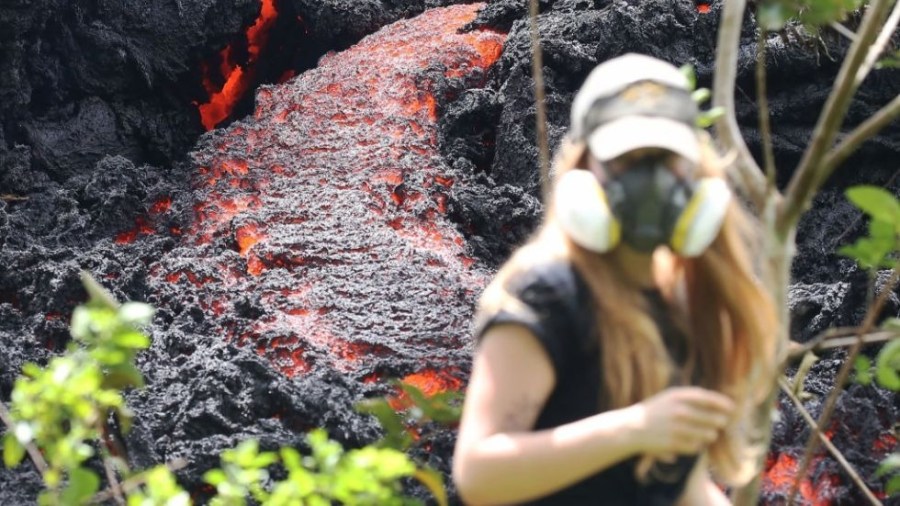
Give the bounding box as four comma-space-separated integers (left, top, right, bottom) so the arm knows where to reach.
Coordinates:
355, 381, 461, 506
202, 430, 426, 506
3, 272, 152, 505
678, 64, 725, 129
756, 0, 864, 31
876, 50, 900, 69
840, 190, 900, 498
126, 466, 191, 506
839, 185, 900, 271
2, 272, 453, 505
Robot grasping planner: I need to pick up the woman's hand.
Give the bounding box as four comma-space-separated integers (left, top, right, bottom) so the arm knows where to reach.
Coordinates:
632, 387, 735, 457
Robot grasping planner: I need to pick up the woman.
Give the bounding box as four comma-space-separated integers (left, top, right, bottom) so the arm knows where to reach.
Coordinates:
452, 54, 777, 505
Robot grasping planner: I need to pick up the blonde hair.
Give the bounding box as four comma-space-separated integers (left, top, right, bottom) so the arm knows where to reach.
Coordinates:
475, 135, 777, 486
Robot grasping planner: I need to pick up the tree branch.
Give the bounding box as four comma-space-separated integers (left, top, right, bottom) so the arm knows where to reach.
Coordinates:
788, 329, 899, 360
0, 401, 48, 474
713, 0, 768, 210
817, 93, 900, 186
856, 0, 900, 87
89, 459, 188, 504
778, 0, 895, 236
756, 28, 777, 191
528, 0, 550, 202
778, 377, 883, 506
787, 266, 900, 505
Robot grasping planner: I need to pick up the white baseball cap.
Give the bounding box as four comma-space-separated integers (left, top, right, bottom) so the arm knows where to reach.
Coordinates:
570, 53, 701, 163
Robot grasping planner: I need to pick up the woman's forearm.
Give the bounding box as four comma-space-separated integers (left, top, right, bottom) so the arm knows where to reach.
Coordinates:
453, 405, 644, 505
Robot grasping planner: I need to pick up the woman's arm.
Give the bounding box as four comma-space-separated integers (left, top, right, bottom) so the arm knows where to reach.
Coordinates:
452, 324, 737, 506
452, 323, 647, 505
677, 455, 731, 506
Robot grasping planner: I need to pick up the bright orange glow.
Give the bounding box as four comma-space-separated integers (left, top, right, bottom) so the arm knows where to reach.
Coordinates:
697, 3, 711, 13
388, 369, 463, 410
115, 216, 154, 244
235, 223, 266, 256
763, 453, 832, 505
197, 0, 279, 130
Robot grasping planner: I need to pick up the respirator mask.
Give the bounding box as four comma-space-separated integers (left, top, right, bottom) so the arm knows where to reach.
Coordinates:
554, 157, 731, 257
558, 54, 733, 257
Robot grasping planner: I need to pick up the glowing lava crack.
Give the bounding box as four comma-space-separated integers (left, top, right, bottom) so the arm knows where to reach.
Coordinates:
150, 4, 504, 391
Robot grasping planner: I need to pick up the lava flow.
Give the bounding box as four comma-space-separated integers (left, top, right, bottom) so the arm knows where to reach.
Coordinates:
150, 4, 505, 392
197, 0, 279, 130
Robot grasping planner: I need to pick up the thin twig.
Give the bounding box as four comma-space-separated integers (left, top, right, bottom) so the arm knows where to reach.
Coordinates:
528, 0, 550, 202
829, 21, 858, 42
818, 94, 900, 188
788, 329, 899, 360
778, 0, 895, 236
102, 455, 126, 506
0, 401, 49, 474
0, 194, 29, 202
89, 458, 189, 504
856, 0, 900, 87
788, 266, 900, 505
713, 0, 768, 211
756, 28, 777, 191
778, 377, 883, 506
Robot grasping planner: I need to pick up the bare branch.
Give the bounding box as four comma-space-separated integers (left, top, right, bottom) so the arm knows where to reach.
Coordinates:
778, 377, 883, 506
0, 194, 29, 202
778, 0, 895, 236
788, 266, 900, 505
102, 456, 126, 506
0, 401, 49, 474
756, 29, 777, 190
788, 329, 899, 360
829, 21, 858, 42
89, 458, 189, 504
857, 0, 900, 87
528, 0, 551, 202
817, 93, 900, 186
713, 0, 768, 211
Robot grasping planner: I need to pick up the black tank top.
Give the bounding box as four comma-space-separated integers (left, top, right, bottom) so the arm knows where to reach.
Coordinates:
473, 260, 697, 505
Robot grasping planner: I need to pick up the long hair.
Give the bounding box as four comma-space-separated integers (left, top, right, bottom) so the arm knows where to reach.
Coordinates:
475, 136, 777, 485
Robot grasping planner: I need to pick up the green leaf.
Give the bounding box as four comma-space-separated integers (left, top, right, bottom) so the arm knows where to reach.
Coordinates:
70, 307, 92, 342
204, 468, 228, 486
691, 88, 711, 104
414, 467, 447, 506
757, 2, 793, 31
61, 467, 100, 505
281, 447, 302, 471
881, 318, 900, 332
875, 339, 900, 390
678, 64, 696, 91
854, 356, 872, 385
877, 454, 900, 477
887, 475, 900, 496
112, 330, 151, 350
119, 302, 155, 326
3, 433, 25, 468
846, 186, 900, 224
80, 271, 121, 309
101, 363, 145, 389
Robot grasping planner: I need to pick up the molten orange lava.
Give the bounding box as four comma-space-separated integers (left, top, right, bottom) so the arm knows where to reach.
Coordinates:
235, 223, 266, 256
764, 453, 834, 506
197, 0, 278, 130
388, 369, 463, 410
115, 216, 155, 244
697, 2, 711, 13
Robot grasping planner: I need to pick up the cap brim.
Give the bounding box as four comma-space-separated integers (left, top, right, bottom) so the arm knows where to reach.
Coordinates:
586, 116, 700, 163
